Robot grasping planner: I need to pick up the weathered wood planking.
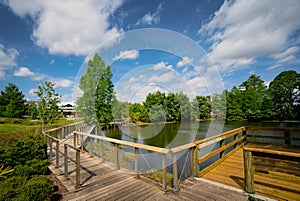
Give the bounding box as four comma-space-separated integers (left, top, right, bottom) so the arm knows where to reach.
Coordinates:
50, 137, 249, 200
201, 146, 300, 201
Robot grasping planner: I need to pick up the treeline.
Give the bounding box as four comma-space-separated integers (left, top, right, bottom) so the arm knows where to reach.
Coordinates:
0, 81, 61, 126
113, 70, 300, 122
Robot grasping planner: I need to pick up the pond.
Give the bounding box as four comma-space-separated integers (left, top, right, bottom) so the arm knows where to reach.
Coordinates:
92, 121, 300, 180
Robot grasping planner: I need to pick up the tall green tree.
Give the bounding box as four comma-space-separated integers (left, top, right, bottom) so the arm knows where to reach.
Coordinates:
0, 83, 26, 118
269, 70, 300, 120
144, 91, 167, 122
226, 86, 244, 121
77, 53, 114, 127
211, 91, 226, 120
129, 103, 149, 123
176, 92, 191, 121
240, 75, 266, 121
191, 96, 211, 120
165, 93, 180, 122
35, 81, 60, 127
26, 100, 38, 120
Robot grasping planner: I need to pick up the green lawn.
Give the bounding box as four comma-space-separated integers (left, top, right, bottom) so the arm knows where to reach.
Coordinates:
0, 117, 75, 149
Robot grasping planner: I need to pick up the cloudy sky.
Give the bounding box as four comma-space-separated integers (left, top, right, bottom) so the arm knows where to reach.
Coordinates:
0, 0, 299, 104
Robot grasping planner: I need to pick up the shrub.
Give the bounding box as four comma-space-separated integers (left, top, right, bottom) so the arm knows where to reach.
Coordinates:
21, 176, 54, 201
0, 176, 27, 200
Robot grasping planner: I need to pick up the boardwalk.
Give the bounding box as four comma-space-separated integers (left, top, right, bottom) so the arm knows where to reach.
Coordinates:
202, 144, 300, 200
49, 141, 249, 201
45, 125, 300, 201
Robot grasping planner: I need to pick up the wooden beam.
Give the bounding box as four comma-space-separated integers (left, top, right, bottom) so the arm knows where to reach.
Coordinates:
172, 152, 179, 191
64, 144, 68, 177
135, 148, 139, 178
162, 154, 167, 191
244, 149, 255, 194
76, 150, 80, 188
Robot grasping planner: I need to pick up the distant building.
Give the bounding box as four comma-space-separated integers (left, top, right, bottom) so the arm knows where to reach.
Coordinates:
58, 104, 80, 119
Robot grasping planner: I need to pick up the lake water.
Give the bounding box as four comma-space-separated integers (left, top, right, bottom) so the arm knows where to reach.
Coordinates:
94, 121, 300, 179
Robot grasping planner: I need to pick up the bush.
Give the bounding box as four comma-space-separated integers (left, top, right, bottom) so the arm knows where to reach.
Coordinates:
22, 176, 54, 201
8, 134, 47, 166
0, 176, 53, 201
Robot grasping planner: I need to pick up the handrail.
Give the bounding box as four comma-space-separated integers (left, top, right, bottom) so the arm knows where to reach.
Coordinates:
243, 146, 300, 194
73, 131, 169, 154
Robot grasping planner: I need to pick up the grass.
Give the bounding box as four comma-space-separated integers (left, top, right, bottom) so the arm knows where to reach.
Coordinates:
0, 117, 75, 149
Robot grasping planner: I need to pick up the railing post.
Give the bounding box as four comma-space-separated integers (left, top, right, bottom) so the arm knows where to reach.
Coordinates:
172, 152, 179, 191
195, 147, 199, 176
243, 149, 255, 194
162, 153, 167, 191
220, 139, 225, 158
49, 138, 53, 160
81, 135, 84, 151
89, 136, 93, 155
115, 143, 120, 170
62, 127, 65, 139
64, 144, 68, 177
233, 134, 239, 148
135, 148, 140, 178
73, 132, 77, 147
100, 140, 104, 162
284, 131, 291, 145
76, 150, 80, 188
190, 147, 195, 180
55, 140, 59, 168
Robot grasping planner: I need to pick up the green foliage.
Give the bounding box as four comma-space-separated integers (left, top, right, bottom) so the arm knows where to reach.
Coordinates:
35, 81, 61, 127
0, 83, 26, 118
226, 86, 245, 121
26, 100, 38, 120
176, 92, 191, 121
269, 70, 300, 120
142, 169, 173, 187
0, 165, 13, 180
77, 53, 114, 127
191, 96, 211, 120
129, 103, 150, 123
8, 134, 47, 166
0, 176, 53, 201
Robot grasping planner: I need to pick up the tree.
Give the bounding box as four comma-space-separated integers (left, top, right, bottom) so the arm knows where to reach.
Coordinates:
77, 53, 114, 127
240, 75, 266, 121
191, 96, 211, 120
144, 91, 167, 122
0, 83, 26, 118
226, 86, 244, 121
211, 92, 226, 120
269, 70, 300, 120
165, 93, 180, 122
35, 81, 60, 128
176, 92, 191, 121
129, 103, 149, 123
26, 101, 38, 120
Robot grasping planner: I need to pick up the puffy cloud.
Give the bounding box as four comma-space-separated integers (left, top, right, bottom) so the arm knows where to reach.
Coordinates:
5, 0, 124, 56
113, 49, 139, 61
0, 43, 18, 79
271, 46, 299, 62
200, 0, 300, 71
176, 56, 193, 67
148, 71, 175, 83
14, 67, 35, 77
135, 3, 163, 26
153, 61, 173, 70
51, 78, 73, 88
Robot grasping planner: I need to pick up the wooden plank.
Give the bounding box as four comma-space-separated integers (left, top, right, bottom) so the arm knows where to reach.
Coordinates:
198, 136, 245, 164
244, 146, 300, 158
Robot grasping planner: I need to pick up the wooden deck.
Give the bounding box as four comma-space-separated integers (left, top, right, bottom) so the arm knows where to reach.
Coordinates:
49, 139, 249, 200
201, 143, 300, 201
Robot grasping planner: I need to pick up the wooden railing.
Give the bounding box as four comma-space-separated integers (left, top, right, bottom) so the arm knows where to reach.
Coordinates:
73, 131, 170, 190
243, 126, 300, 194
43, 133, 81, 188
45, 121, 86, 139
45, 124, 300, 191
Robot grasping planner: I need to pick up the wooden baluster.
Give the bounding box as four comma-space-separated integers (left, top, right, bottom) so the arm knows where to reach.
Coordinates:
162, 153, 167, 191
115, 143, 120, 170
76, 150, 80, 188
195, 147, 199, 176
190, 147, 195, 180
64, 144, 68, 177
172, 152, 179, 191
135, 148, 139, 178
73, 132, 76, 147
100, 140, 104, 162
244, 149, 255, 193
55, 140, 59, 168
89, 136, 93, 155
49, 138, 53, 160
220, 139, 225, 158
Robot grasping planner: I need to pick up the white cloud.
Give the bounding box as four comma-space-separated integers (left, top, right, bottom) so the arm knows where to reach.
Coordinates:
50, 59, 55, 65
5, 0, 124, 56
0, 43, 19, 79
113, 49, 139, 61
200, 0, 300, 71
148, 71, 175, 83
176, 56, 193, 67
28, 88, 37, 96
135, 3, 163, 26
271, 46, 299, 63
51, 78, 73, 88
14, 67, 35, 77
153, 61, 173, 70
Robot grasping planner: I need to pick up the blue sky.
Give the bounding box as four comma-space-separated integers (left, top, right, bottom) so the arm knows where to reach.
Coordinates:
0, 0, 299, 104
